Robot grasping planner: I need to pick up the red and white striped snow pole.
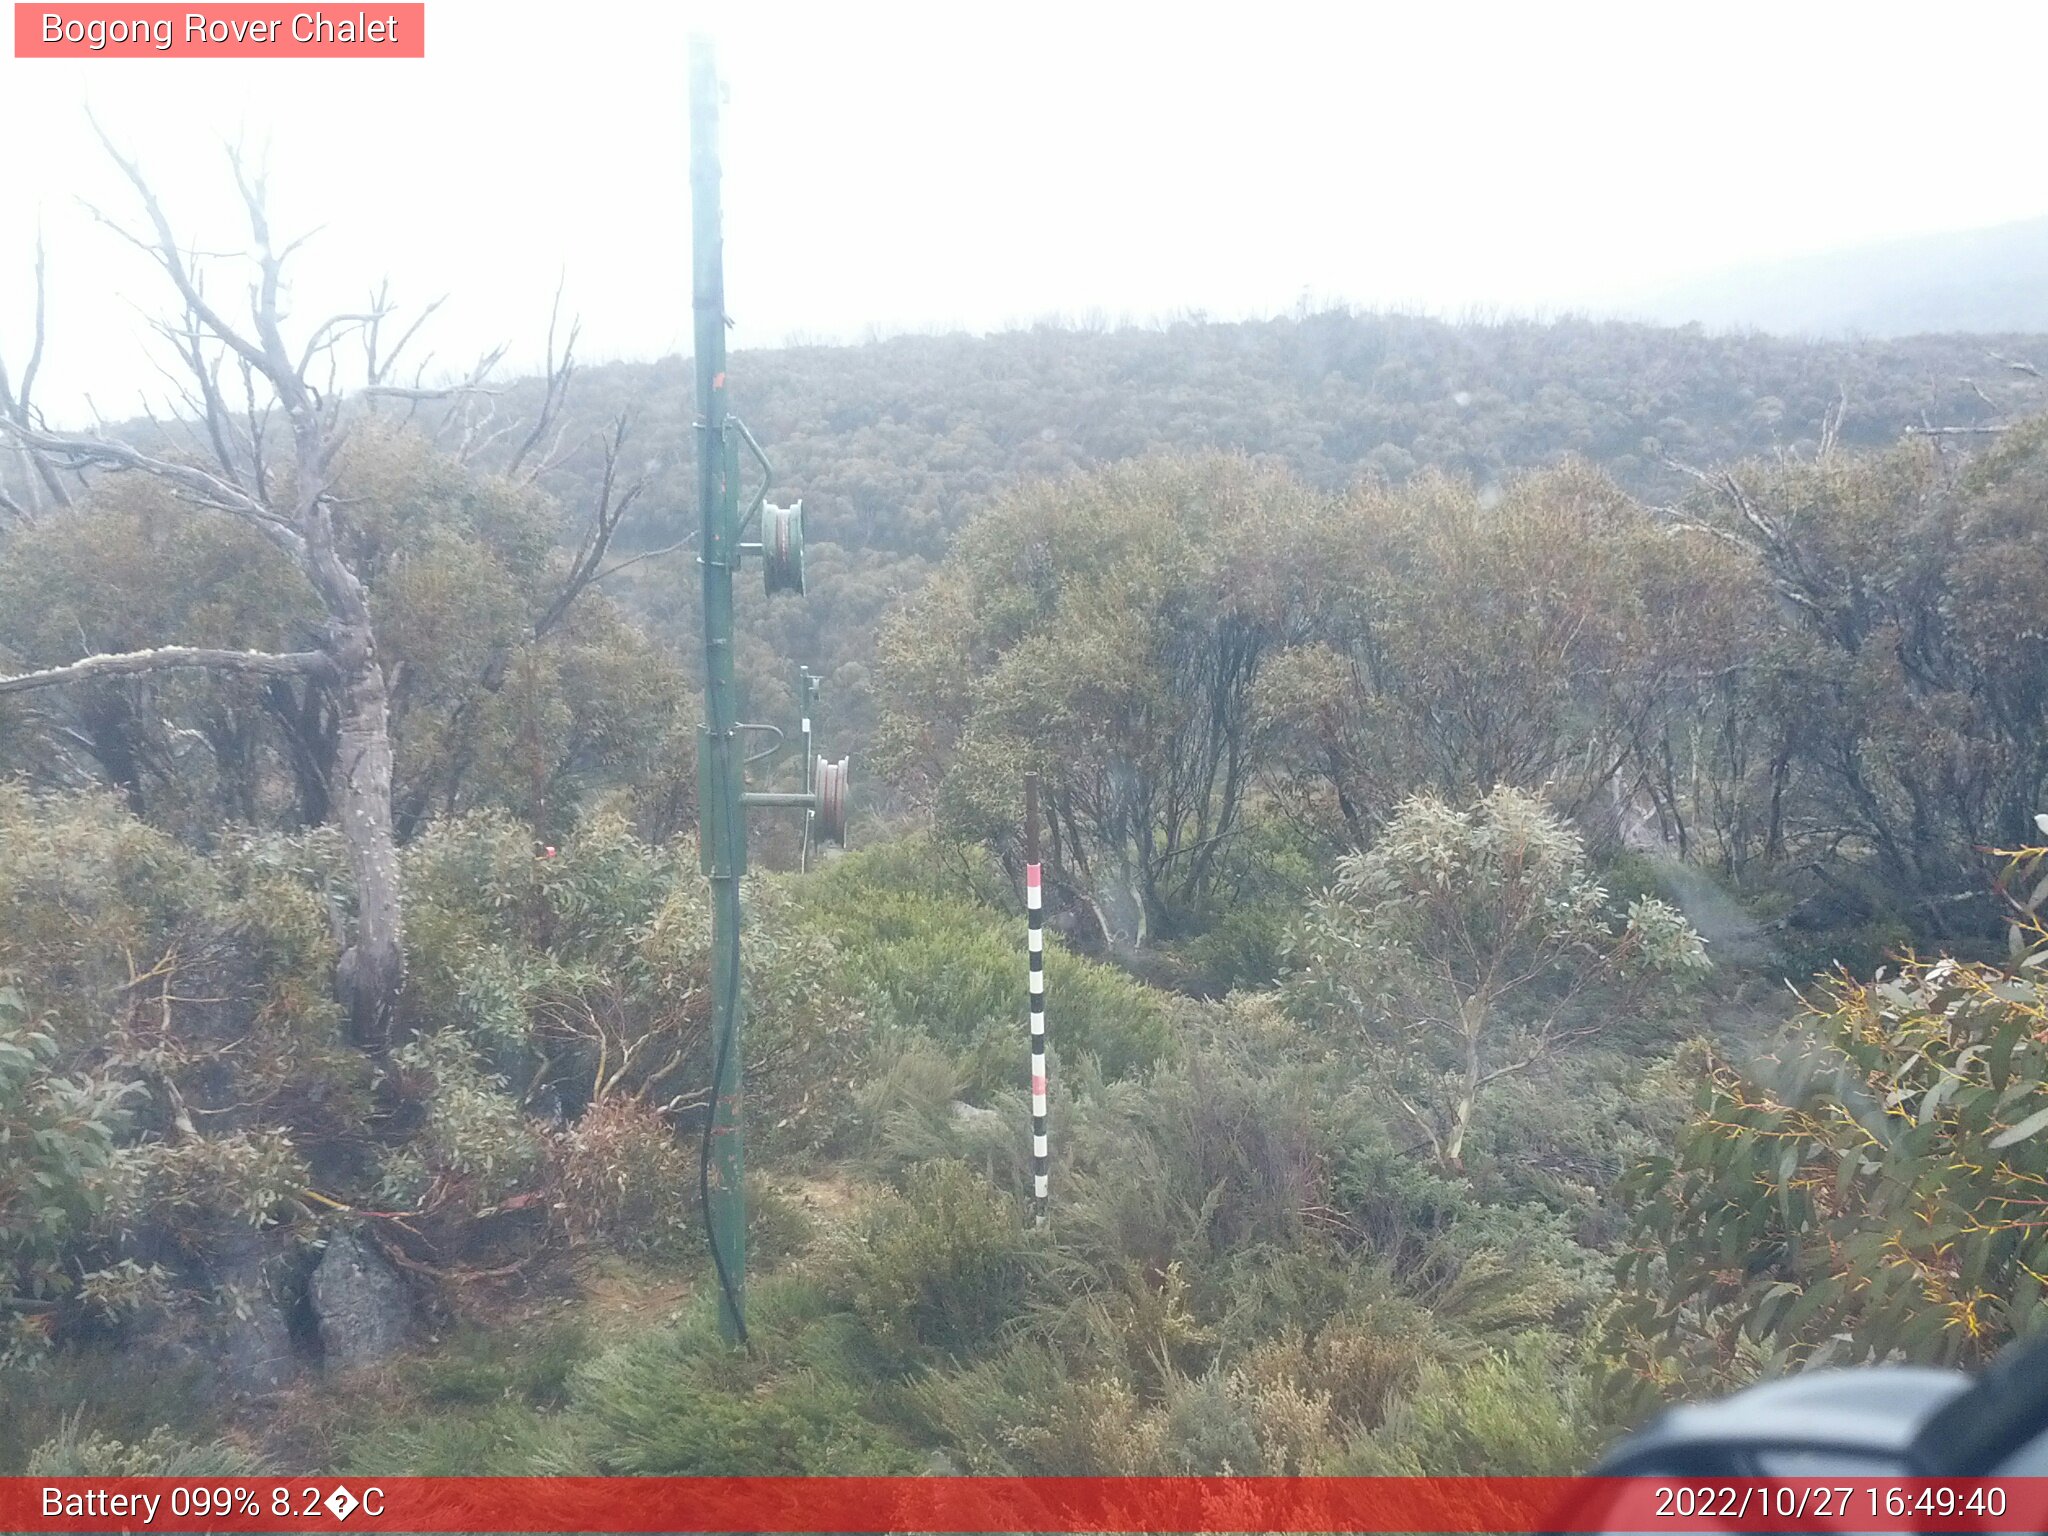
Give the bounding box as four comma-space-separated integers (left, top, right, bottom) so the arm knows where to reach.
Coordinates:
1025, 773, 1048, 1222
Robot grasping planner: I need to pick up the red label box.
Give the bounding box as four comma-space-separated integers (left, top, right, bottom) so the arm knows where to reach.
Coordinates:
7, 1476, 2048, 1533
14, 3, 425, 56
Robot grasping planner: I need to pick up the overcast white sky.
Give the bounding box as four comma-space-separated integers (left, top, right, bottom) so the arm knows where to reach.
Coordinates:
4, 0, 2047, 420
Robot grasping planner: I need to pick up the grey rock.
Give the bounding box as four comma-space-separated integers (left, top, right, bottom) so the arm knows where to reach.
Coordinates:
217, 1295, 297, 1393
206, 1229, 299, 1395
309, 1229, 411, 1370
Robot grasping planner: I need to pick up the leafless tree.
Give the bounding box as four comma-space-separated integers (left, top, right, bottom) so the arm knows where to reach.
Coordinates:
0, 130, 632, 1048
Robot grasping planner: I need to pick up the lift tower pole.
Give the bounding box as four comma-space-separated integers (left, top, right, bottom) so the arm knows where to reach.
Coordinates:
687, 33, 850, 1348
690, 33, 748, 1345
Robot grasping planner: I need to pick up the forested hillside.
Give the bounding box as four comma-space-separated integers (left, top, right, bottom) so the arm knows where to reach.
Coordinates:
509, 310, 2045, 764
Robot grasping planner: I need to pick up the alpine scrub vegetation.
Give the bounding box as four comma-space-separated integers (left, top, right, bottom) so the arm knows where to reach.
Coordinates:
1282, 789, 1709, 1170
2, 784, 1659, 1473
6, 285, 2048, 1478
329, 989, 1625, 1481
0, 794, 870, 1388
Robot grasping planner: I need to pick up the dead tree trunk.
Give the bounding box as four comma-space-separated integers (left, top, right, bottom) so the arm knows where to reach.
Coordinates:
333, 649, 404, 1043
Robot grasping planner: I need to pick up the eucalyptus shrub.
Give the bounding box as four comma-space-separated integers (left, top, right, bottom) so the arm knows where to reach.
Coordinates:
401, 808, 868, 1161
1608, 843, 2048, 1416
1283, 787, 1707, 1169
381, 1031, 544, 1209
0, 988, 139, 1343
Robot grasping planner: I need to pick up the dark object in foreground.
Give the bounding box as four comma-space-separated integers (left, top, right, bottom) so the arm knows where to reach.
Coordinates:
1593, 1328, 2048, 1478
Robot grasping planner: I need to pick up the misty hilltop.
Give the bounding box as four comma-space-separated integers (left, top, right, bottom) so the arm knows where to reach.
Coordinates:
1626, 215, 2048, 338
533, 305, 2044, 555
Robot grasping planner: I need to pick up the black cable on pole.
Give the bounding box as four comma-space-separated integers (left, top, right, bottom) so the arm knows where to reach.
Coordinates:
697, 952, 750, 1348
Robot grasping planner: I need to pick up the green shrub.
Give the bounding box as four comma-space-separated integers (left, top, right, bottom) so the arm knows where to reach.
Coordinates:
907, 1345, 1351, 1476
1608, 915, 2048, 1415
1239, 1299, 1445, 1438
383, 1031, 544, 1207
1176, 814, 1324, 995
1054, 1039, 1325, 1286
558, 1098, 693, 1256
1772, 917, 1919, 983
829, 1159, 1034, 1365
1176, 902, 1295, 994
593, 1381, 902, 1476
1461, 1048, 1690, 1238
0, 788, 211, 1040
404, 1319, 590, 1410
27, 1420, 259, 1476
1282, 787, 1707, 1172
1329, 1113, 1603, 1337
906, 1341, 1189, 1474
800, 842, 1173, 1092
565, 1275, 921, 1475
104, 1129, 311, 1252
342, 1402, 579, 1476
1156, 1370, 1271, 1473
809, 831, 1011, 910
0, 987, 139, 1325
402, 809, 869, 1161
1337, 1336, 1601, 1475
746, 1175, 818, 1271
0, 1344, 219, 1473
0, 791, 342, 1052
0, 792, 359, 1273
853, 1034, 970, 1178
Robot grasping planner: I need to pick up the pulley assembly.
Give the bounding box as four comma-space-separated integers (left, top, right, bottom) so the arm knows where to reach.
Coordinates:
814, 754, 850, 847
762, 501, 805, 597
731, 666, 851, 872
728, 416, 805, 598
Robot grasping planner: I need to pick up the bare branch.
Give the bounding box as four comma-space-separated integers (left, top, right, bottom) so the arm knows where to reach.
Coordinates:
222, 140, 306, 401
519, 418, 581, 482
20, 225, 48, 415
585, 531, 698, 586
0, 223, 73, 511
505, 276, 577, 477
238, 354, 273, 503
1816, 388, 1846, 460
365, 285, 444, 388
296, 309, 388, 382
149, 305, 249, 486
0, 645, 331, 696
86, 113, 277, 385
533, 413, 644, 639
360, 382, 502, 403
0, 417, 291, 531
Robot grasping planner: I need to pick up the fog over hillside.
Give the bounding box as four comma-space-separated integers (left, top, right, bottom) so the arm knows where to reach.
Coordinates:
1626, 215, 2048, 337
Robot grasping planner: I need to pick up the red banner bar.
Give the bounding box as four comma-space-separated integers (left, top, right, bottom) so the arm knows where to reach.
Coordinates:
6, 1476, 2048, 1532
14, 4, 424, 57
